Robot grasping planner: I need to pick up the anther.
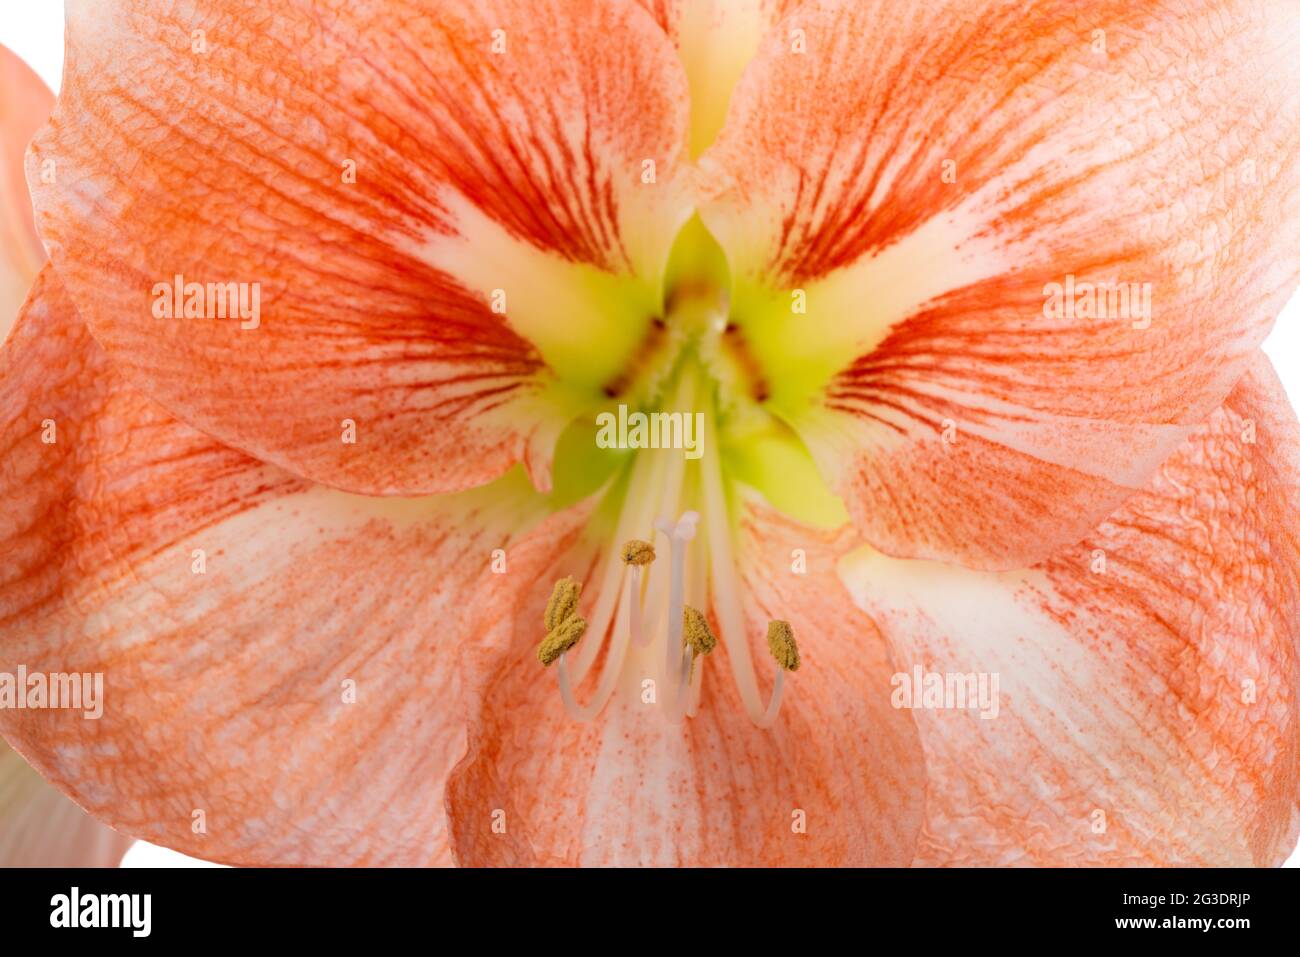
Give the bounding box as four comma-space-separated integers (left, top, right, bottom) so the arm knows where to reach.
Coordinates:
766, 620, 800, 671
544, 576, 581, 632
538, 615, 587, 667
682, 606, 717, 656
621, 539, 656, 566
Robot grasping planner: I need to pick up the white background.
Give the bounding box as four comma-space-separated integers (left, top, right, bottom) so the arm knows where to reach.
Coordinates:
3, 6, 1297, 868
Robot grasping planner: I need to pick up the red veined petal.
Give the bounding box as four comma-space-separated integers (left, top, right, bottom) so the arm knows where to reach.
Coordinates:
700, 0, 1300, 569
841, 353, 1300, 865
30, 0, 692, 495
0, 266, 581, 865
0, 741, 133, 867
446, 496, 925, 865
0, 43, 52, 339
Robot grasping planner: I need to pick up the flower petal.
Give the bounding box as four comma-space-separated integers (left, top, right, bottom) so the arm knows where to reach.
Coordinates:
0, 50, 124, 873
0, 266, 582, 866
30, 0, 692, 495
0, 740, 133, 867
700, 0, 1300, 569
0, 43, 52, 340
840, 353, 1300, 865
446, 498, 925, 865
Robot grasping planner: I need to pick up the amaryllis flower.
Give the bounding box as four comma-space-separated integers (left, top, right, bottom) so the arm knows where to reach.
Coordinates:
0, 42, 132, 868
0, 0, 1298, 867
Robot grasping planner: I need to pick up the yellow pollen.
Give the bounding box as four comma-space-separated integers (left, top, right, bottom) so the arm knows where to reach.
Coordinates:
538, 615, 587, 667
682, 605, 717, 656
766, 620, 800, 671
544, 576, 582, 632
620, 539, 656, 566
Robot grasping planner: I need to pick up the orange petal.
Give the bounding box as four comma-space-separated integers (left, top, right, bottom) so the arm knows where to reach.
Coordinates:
31, 0, 692, 495
841, 353, 1300, 865
0, 266, 585, 866
447, 498, 925, 865
700, 0, 1300, 569
0, 740, 133, 866
0, 43, 53, 339
0, 50, 127, 872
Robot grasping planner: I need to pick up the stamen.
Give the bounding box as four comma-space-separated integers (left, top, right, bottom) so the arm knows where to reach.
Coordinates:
751, 621, 798, 729
620, 540, 656, 648
682, 606, 717, 656
699, 411, 764, 718
629, 565, 651, 648
684, 651, 703, 718
666, 646, 695, 725
656, 510, 698, 718
756, 668, 786, 730
568, 431, 669, 685
543, 576, 582, 632
766, 620, 800, 671
667, 606, 715, 723
621, 539, 656, 566
553, 368, 698, 722
569, 365, 694, 687
556, 597, 634, 722
546, 362, 802, 728
537, 615, 587, 667
699, 401, 796, 728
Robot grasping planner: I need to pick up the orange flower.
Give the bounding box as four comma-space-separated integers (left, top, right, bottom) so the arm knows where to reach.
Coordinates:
1, 0, 1298, 866
0, 41, 132, 868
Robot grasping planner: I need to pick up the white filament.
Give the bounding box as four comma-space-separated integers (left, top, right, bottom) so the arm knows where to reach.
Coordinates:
699, 402, 789, 727
553, 370, 790, 727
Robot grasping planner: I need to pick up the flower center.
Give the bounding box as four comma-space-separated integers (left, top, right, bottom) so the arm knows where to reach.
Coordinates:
528, 218, 837, 727
536, 358, 800, 728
